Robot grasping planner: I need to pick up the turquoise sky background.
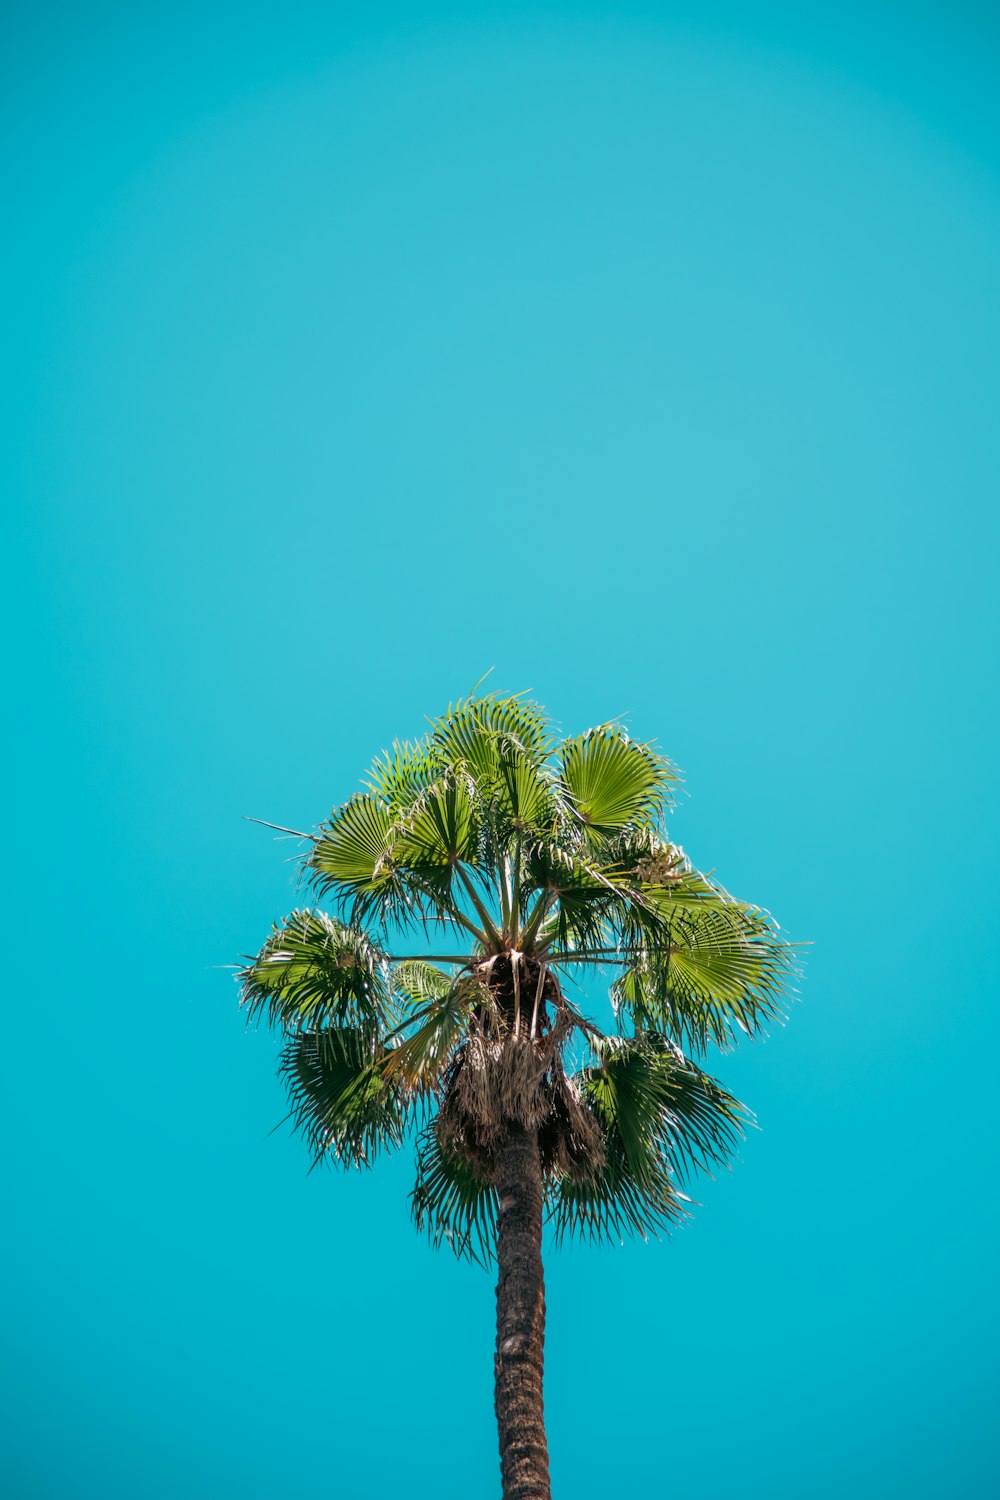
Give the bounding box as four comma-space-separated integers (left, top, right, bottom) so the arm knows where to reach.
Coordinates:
3, 3, 999, 1496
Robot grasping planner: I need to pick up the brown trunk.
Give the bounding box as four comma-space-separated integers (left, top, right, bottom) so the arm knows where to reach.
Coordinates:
494, 1122, 551, 1500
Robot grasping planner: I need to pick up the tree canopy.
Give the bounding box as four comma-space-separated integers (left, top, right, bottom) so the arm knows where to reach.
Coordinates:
239, 691, 796, 1262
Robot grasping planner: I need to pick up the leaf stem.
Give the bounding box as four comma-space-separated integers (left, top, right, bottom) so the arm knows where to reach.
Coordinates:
455, 864, 504, 951
445, 906, 491, 946
511, 950, 522, 1038
499, 854, 512, 933
387, 954, 474, 964
509, 835, 522, 946
520, 890, 553, 951
243, 816, 317, 841
529, 963, 547, 1040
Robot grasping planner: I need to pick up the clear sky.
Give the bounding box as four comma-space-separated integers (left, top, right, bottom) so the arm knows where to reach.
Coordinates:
3, 3, 998, 1497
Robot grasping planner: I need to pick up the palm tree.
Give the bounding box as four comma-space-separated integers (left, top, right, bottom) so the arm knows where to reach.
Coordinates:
238, 692, 795, 1499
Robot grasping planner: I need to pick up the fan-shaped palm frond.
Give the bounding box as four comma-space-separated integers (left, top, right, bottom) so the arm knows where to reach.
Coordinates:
310, 786, 483, 940
648, 1041, 748, 1180
278, 1026, 408, 1168
238, 910, 391, 1033
612, 897, 793, 1051
391, 959, 456, 1006
559, 726, 676, 841
431, 692, 554, 772
434, 699, 556, 837
411, 1123, 497, 1264
519, 831, 634, 952
550, 1034, 743, 1242
383, 967, 484, 1090
363, 738, 439, 806
309, 793, 400, 910
391, 769, 480, 870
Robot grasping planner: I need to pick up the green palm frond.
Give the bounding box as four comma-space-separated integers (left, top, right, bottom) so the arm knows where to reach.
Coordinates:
648, 1040, 748, 1180
241, 690, 799, 1274
278, 1026, 409, 1168
559, 726, 676, 841
431, 696, 558, 853
550, 1131, 683, 1245
582, 1035, 675, 1184
391, 959, 456, 1006
309, 792, 398, 903
620, 1032, 746, 1182
411, 1124, 497, 1264
363, 738, 438, 807
431, 692, 554, 771
310, 778, 484, 936
613, 896, 793, 1051
539, 888, 615, 956
523, 833, 638, 954
493, 736, 558, 836
391, 769, 480, 870
239, 910, 391, 1033
383, 966, 481, 1089
550, 1034, 744, 1243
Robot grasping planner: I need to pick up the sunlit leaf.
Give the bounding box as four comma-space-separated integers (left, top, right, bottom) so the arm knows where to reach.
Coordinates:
560, 727, 675, 839
393, 771, 479, 869
239, 910, 390, 1033
613, 897, 793, 1050
310, 793, 395, 894
383, 968, 478, 1088
431, 693, 554, 773
279, 1026, 408, 1168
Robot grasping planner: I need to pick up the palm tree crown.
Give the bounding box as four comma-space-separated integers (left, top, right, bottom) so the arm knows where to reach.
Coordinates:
239, 692, 795, 1260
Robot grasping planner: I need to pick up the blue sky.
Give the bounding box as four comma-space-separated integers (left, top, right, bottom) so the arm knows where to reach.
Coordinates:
3, 3, 999, 1497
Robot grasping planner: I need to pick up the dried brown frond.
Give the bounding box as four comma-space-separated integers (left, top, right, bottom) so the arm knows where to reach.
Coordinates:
435, 1013, 604, 1189
538, 1064, 604, 1182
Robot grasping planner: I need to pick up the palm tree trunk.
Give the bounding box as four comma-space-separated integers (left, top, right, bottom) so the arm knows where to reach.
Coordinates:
494, 1122, 551, 1500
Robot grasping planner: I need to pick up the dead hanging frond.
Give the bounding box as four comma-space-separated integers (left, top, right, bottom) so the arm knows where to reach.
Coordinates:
438, 1031, 552, 1152
529, 962, 547, 1040
434, 999, 603, 1187
539, 1062, 605, 1183
537, 1002, 574, 1066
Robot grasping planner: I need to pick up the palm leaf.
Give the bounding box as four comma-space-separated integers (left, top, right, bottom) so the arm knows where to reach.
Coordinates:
431, 695, 558, 852
279, 1026, 408, 1168
411, 1124, 497, 1264
494, 736, 558, 835
550, 1037, 682, 1242
550, 1034, 743, 1242
363, 738, 438, 808
392, 770, 480, 870
560, 727, 676, 840
431, 692, 554, 771
613, 899, 792, 1051
549, 1125, 684, 1244
383, 966, 479, 1088
523, 833, 639, 954
239, 910, 391, 1033
648, 1040, 748, 1180
309, 792, 396, 898
391, 959, 456, 1006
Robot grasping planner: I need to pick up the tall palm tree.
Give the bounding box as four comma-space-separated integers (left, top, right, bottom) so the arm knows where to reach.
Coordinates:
238, 693, 795, 1499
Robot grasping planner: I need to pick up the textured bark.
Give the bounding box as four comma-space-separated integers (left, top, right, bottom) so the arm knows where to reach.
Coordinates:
494, 1122, 551, 1500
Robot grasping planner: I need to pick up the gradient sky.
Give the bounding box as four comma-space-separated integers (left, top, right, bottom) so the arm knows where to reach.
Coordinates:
3, 3, 999, 1497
